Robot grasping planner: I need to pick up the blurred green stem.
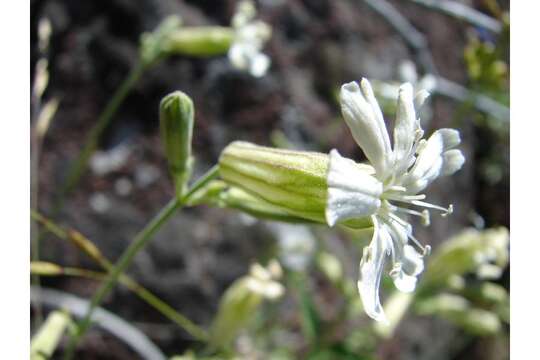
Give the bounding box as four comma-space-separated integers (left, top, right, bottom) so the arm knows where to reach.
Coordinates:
63, 165, 219, 359
291, 272, 320, 346
54, 61, 147, 213
33, 264, 208, 341
31, 58, 47, 326
30, 212, 208, 341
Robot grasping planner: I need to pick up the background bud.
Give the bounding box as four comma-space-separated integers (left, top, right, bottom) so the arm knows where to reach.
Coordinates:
209, 261, 284, 350
163, 27, 234, 57
31, 261, 63, 276
421, 227, 509, 288
160, 91, 194, 198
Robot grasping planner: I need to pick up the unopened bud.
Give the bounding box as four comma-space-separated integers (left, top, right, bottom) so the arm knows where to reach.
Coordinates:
209, 260, 283, 349
31, 261, 63, 276
38, 18, 52, 53
163, 27, 234, 57
160, 91, 194, 198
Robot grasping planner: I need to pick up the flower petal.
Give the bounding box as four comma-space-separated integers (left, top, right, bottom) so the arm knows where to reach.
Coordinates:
390, 245, 424, 293
441, 149, 465, 176
340, 80, 393, 180
358, 217, 390, 322
391, 269, 418, 293
393, 83, 418, 174
414, 89, 431, 110
401, 245, 424, 276
384, 219, 425, 293
404, 128, 462, 193
326, 150, 383, 226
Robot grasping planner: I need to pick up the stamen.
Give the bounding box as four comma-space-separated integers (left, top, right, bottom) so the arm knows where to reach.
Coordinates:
382, 193, 426, 202
388, 185, 406, 192
421, 210, 430, 226
411, 200, 453, 216
387, 212, 410, 228
407, 232, 431, 256
442, 204, 453, 217
395, 207, 424, 217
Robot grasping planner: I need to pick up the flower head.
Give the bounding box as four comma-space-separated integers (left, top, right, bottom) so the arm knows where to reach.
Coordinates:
228, 0, 272, 77
326, 78, 465, 322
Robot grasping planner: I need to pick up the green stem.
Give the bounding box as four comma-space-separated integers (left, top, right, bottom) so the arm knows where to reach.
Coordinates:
63, 197, 180, 359
121, 277, 208, 341
54, 62, 147, 213
31, 212, 208, 341
52, 267, 209, 341
63, 165, 219, 359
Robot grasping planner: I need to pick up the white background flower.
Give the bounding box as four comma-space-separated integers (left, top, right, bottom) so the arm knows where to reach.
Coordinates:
228, 0, 272, 77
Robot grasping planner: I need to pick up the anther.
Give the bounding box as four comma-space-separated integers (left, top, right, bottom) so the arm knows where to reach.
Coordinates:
421, 210, 430, 226
411, 200, 453, 216
441, 204, 453, 217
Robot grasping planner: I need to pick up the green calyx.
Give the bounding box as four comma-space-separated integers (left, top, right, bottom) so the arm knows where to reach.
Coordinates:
219, 141, 329, 223
218, 141, 373, 229
159, 91, 194, 198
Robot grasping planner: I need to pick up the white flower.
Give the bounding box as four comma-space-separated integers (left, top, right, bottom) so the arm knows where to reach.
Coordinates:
228, 0, 272, 77
244, 260, 285, 300
326, 78, 465, 322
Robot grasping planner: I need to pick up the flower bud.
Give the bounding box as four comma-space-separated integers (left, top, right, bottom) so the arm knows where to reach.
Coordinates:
163, 27, 234, 57
209, 260, 284, 349
160, 91, 194, 198
417, 294, 501, 336
423, 227, 509, 287
219, 141, 373, 229
31, 261, 63, 276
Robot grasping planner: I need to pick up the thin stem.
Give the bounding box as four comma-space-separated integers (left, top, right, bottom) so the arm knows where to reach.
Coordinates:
53, 62, 147, 214
63, 197, 180, 359
31, 57, 46, 326
361, 0, 509, 122
433, 76, 509, 122
35, 265, 209, 341
362, 0, 438, 75
408, 0, 502, 34
31, 212, 208, 341
62, 165, 220, 359
120, 277, 208, 341
183, 165, 220, 201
